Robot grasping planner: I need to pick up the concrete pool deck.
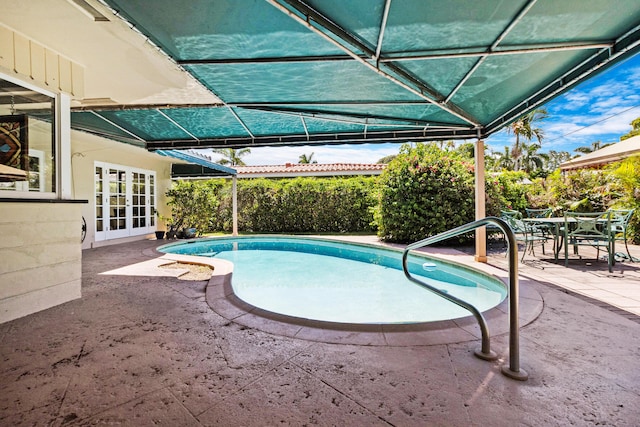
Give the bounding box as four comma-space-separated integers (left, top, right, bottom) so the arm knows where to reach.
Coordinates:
1, 237, 640, 425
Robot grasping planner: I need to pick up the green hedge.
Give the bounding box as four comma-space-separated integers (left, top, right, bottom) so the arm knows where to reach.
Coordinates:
165, 152, 639, 244
168, 176, 379, 234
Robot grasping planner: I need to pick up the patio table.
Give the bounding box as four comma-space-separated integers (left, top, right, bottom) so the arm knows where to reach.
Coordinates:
523, 216, 615, 265
522, 217, 567, 261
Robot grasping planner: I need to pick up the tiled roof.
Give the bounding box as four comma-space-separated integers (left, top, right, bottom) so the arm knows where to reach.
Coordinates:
234, 163, 386, 177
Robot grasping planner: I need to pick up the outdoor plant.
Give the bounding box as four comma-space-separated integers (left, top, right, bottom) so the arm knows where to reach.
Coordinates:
609, 155, 640, 243
165, 179, 224, 236
374, 143, 478, 243
203, 176, 378, 234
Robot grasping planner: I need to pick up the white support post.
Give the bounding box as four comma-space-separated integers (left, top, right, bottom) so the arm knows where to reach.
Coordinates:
475, 138, 487, 262
58, 93, 72, 199
232, 175, 238, 236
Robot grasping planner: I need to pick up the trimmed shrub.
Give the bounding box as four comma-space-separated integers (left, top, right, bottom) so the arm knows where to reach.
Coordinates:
198, 176, 378, 234
165, 180, 224, 235
373, 143, 478, 243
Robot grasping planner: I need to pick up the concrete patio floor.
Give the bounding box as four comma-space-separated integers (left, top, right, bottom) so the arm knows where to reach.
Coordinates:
1, 237, 640, 426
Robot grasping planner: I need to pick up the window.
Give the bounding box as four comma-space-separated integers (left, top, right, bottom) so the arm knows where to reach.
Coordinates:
0, 77, 56, 195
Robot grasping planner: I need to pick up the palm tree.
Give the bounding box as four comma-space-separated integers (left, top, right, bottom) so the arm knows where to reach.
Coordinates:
574, 140, 613, 154
492, 146, 514, 171
213, 148, 251, 166
506, 108, 548, 171
298, 152, 317, 164
520, 142, 549, 174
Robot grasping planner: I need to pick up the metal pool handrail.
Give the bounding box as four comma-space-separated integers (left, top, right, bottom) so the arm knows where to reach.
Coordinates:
402, 216, 528, 381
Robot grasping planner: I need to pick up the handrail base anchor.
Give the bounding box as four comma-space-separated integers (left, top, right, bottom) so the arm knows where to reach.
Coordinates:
474, 348, 497, 361
501, 366, 529, 381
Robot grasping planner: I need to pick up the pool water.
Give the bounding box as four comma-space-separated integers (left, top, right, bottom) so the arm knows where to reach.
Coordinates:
160, 237, 507, 324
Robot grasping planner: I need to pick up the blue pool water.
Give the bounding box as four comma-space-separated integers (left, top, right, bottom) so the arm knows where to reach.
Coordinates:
159, 236, 507, 324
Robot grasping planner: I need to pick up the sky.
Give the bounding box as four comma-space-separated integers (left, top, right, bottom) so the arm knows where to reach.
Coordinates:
203, 52, 640, 166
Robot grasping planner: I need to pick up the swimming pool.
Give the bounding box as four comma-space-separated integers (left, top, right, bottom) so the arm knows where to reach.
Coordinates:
159, 236, 507, 324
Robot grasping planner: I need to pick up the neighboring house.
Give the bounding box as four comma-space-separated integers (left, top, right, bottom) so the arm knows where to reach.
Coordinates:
0, 2, 228, 323
234, 163, 386, 178
560, 135, 640, 171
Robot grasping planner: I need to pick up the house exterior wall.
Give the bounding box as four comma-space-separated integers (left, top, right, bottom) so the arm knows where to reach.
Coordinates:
0, 26, 175, 323
70, 130, 174, 250
0, 201, 83, 323
0, 27, 86, 323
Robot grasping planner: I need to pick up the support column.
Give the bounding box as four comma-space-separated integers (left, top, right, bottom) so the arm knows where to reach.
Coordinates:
58, 93, 72, 199
232, 175, 238, 236
475, 138, 487, 262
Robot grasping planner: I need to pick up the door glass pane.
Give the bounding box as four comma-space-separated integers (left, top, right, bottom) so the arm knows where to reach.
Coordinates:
149, 175, 156, 227
95, 167, 104, 232
131, 172, 146, 230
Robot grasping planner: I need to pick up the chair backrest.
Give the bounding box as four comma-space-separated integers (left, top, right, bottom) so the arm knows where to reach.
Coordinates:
501, 213, 527, 234
565, 211, 612, 239
525, 207, 552, 218
501, 209, 522, 220
607, 208, 634, 229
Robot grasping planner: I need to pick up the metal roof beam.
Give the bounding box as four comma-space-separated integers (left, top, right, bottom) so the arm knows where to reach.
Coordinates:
175, 41, 613, 66
88, 110, 145, 142
243, 105, 470, 129
383, 41, 615, 62
156, 109, 200, 142
72, 103, 225, 111
445, 0, 538, 103
266, 0, 481, 128
145, 127, 483, 151
373, 0, 392, 63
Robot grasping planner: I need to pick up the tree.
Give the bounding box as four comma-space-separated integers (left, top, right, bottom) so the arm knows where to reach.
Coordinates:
298, 152, 317, 164
492, 146, 515, 171
620, 117, 640, 140
545, 150, 574, 171
213, 148, 251, 166
506, 108, 548, 171
574, 140, 612, 154
520, 142, 549, 176
377, 154, 397, 164
455, 142, 475, 159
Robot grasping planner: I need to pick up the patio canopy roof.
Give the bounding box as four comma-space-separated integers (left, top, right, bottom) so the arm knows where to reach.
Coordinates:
155, 149, 237, 177
70, 0, 640, 150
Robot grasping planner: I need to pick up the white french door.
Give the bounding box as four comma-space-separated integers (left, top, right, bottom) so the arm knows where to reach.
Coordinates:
94, 162, 156, 241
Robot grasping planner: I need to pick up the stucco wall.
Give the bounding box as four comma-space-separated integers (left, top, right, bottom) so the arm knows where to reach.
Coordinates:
70, 130, 175, 250
0, 201, 84, 323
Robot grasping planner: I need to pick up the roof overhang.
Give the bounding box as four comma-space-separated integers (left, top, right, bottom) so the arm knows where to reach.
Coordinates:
559, 135, 640, 170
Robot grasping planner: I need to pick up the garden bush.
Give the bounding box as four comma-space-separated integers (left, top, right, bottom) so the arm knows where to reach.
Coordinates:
374, 143, 482, 243
165, 179, 224, 236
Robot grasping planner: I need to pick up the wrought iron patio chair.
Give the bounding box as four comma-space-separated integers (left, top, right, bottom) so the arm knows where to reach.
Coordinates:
501, 209, 523, 220
563, 211, 614, 273
525, 207, 553, 219
502, 214, 548, 261
525, 207, 554, 239
608, 208, 635, 262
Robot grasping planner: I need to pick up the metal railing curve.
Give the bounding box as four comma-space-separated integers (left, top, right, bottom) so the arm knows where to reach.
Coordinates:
402, 216, 528, 381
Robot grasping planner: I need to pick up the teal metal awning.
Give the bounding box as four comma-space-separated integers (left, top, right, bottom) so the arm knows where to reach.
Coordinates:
72, 0, 640, 150
155, 149, 236, 177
